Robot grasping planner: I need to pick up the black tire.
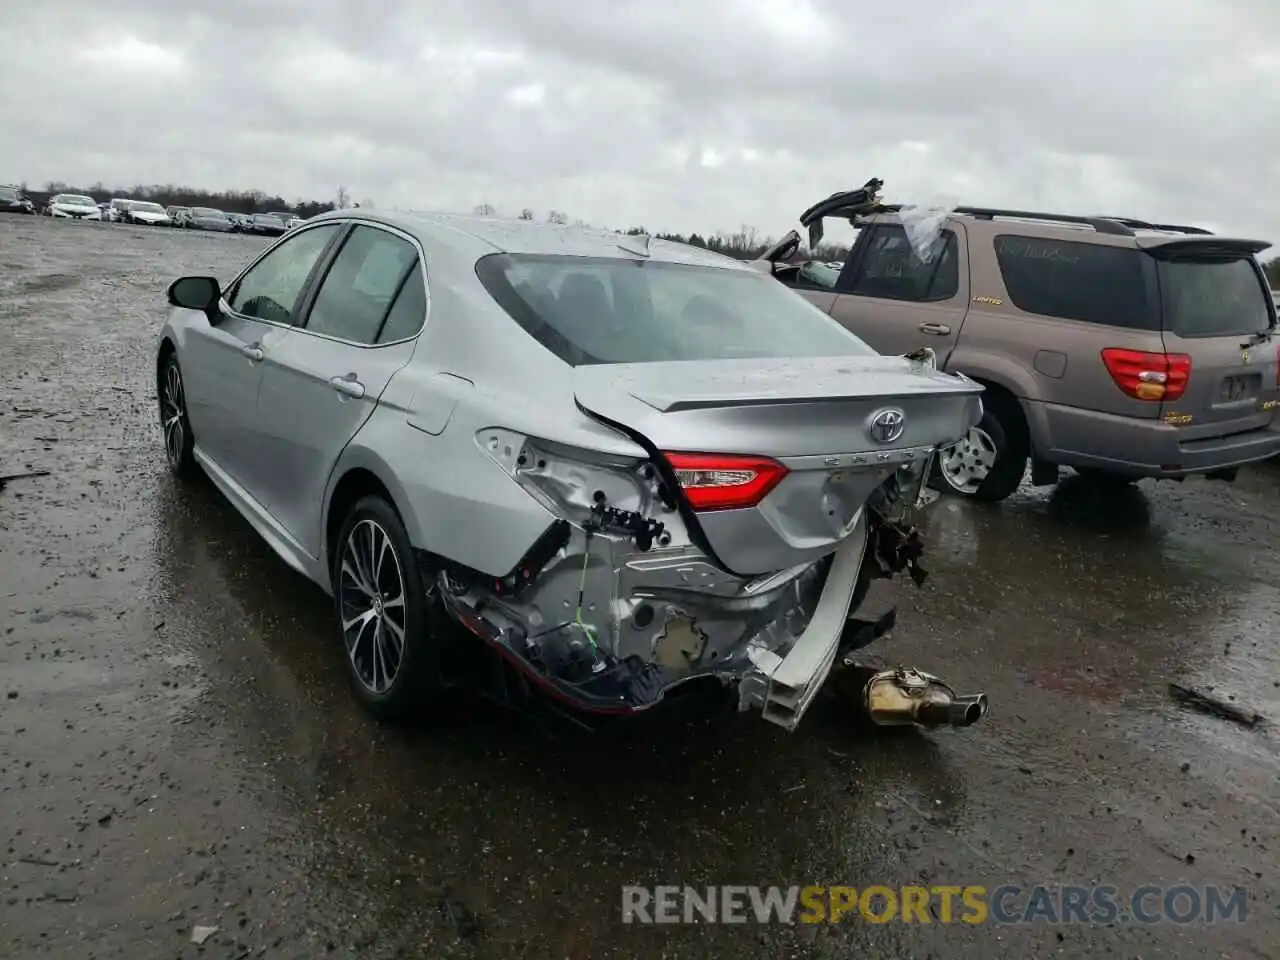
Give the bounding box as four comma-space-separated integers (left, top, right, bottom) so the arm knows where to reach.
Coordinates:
930, 396, 1028, 503
158, 351, 196, 478
331, 495, 443, 722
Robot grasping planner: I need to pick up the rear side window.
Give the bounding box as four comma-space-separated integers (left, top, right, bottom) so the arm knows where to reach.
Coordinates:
376, 267, 427, 343
475, 253, 875, 366
1156, 257, 1272, 338
306, 226, 419, 344
845, 225, 958, 301
993, 235, 1155, 328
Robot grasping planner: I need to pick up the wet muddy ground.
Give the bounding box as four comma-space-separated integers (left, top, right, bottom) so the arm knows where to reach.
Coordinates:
1, 216, 1277, 959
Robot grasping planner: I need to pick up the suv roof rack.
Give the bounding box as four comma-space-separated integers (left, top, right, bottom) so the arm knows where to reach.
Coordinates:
824, 188, 1216, 241
867, 203, 1135, 236
1090, 216, 1214, 236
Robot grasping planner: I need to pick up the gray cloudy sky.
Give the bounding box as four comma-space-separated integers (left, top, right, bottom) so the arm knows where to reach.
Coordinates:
3, 0, 1278, 246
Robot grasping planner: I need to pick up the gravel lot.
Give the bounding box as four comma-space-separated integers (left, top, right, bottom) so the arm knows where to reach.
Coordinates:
1, 215, 1277, 959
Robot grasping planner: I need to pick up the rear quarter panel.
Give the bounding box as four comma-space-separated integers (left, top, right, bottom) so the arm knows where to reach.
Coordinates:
326, 257, 651, 582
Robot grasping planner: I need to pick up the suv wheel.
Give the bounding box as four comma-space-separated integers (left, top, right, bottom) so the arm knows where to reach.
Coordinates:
932, 397, 1028, 502
332, 496, 445, 721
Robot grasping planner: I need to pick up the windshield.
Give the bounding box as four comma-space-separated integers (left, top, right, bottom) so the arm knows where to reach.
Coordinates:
192, 208, 225, 217
475, 253, 877, 366
269, 211, 296, 220
55, 195, 94, 206
0, 186, 18, 201
255, 214, 282, 222
131, 202, 165, 214
1157, 257, 1273, 338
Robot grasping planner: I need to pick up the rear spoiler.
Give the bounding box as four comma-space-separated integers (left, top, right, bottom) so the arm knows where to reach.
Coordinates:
1136, 236, 1271, 258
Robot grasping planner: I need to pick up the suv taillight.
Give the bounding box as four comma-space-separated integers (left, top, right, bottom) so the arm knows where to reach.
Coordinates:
662, 452, 788, 511
1101, 349, 1191, 402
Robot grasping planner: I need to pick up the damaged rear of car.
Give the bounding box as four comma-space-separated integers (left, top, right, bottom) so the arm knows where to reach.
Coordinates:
157, 211, 987, 738
437, 238, 985, 731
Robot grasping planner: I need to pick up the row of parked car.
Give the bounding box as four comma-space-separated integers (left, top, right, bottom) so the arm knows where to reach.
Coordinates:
163, 205, 304, 235
0, 185, 302, 235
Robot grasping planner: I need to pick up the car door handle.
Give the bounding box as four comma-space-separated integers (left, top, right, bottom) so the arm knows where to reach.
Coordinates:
328, 375, 366, 399
240, 343, 264, 362
918, 322, 951, 336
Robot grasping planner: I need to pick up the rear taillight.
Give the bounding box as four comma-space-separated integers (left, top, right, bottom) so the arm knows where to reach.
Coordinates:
662, 452, 788, 511
1101, 349, 1191, 402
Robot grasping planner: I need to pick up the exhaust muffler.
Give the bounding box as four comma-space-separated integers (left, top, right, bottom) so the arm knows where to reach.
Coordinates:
863, 666, 988, 728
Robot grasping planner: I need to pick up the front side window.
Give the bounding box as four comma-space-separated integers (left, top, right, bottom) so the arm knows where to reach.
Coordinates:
475, 254, 876, 366
845, 225, 959, 301
0, 186, 17, 201
228, 224, 342, 325
305, 226, 420, 344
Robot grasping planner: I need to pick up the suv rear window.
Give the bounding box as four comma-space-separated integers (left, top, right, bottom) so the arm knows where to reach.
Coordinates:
1156, 257, 1273, 338
475, 253, 876, 366
993, 235, 1156, 329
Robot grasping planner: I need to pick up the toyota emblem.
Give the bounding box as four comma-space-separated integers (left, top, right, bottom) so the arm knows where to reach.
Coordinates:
868, 408, 906, 444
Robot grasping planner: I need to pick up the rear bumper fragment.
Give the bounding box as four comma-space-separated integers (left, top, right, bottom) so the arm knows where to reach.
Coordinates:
739, 512, 868, 731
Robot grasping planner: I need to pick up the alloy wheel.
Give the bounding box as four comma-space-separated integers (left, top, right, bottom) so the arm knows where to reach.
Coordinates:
160, 362, 186, 468
338, 519, 408, 695
938, 426, 999, 495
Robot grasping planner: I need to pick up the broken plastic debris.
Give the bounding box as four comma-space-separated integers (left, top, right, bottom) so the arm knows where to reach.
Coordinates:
190, 925, 218, 945
898, 204, 955, 264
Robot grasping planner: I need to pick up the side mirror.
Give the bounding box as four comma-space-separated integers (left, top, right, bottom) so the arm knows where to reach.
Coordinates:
167, 276, 222, 319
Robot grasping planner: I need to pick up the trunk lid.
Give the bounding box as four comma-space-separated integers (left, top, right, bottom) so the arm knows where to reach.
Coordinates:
574, 355, 983, 575
1143, 237, 1280, 433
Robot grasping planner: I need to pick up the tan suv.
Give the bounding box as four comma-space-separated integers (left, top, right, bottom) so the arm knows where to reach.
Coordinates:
756, 181, 1280, 501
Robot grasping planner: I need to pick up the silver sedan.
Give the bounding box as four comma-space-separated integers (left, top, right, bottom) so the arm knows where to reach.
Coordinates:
155, 210, 983, 731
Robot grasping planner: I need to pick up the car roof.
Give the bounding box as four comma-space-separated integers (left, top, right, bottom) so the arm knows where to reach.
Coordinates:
304, 209, 754, 270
